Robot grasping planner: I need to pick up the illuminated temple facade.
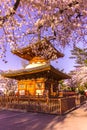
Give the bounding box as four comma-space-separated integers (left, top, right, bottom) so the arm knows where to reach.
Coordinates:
2, 39, 70, 97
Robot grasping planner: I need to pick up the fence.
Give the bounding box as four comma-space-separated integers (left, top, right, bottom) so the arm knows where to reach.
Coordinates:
75, 95, 86, 106
0, 95, 86, 115
0, 96, 60, 114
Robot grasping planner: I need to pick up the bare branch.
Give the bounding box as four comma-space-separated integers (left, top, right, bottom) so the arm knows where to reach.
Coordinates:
0, 0, 20, 24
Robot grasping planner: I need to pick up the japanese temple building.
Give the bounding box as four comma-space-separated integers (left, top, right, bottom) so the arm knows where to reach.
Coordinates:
2, 39, 70, 97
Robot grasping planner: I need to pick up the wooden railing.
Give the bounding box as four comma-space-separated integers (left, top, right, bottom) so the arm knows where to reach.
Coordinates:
0, 96, 60, 114
0, 95, 86, 115
75, 95, 86, 106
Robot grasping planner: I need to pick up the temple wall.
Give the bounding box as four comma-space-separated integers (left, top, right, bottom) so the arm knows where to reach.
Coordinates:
18, 78, 45, 96
18, 78, 59, 97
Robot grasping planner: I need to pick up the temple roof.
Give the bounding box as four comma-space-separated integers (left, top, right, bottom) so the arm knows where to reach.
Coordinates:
12, 39, 64, 61
2, 64, 70, 80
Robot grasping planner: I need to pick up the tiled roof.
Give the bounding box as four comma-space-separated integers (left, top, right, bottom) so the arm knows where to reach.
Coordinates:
12, 39, 64, 61
2, 64, 70, 80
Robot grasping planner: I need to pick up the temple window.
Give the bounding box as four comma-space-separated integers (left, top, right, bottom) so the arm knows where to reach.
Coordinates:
36, 82, 42, 89
19, 84, 25, 89
19, 90, 25, 96
36, 82, 44, 95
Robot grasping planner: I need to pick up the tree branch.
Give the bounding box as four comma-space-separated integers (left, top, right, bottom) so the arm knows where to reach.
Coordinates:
13, 0, 20, 11
0, 0, 20, 24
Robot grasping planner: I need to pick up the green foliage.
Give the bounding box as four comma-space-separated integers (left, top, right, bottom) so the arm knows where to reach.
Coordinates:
59, 80, 66, 90
76, 85, 86, 95
84, 83, 87, 89
70, 46, 87, 67
84, 60, 87, 65
70, 87, 75, 92
59, 80, 74, 91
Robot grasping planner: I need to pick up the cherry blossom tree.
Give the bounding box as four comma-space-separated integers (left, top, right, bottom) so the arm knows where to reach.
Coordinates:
66, 66, 87, 94
0, 0, 87, 61
0, 75, 17, 95
66, 45, 87, 93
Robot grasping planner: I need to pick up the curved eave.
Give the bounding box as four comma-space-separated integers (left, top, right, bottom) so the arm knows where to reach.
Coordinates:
50, 66, 71, 80
12, 40, 64, 61
12, 49, 64, 61
2, 64, 70, 80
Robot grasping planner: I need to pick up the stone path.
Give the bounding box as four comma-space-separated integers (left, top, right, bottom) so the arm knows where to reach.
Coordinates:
0, 103, 87, 130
